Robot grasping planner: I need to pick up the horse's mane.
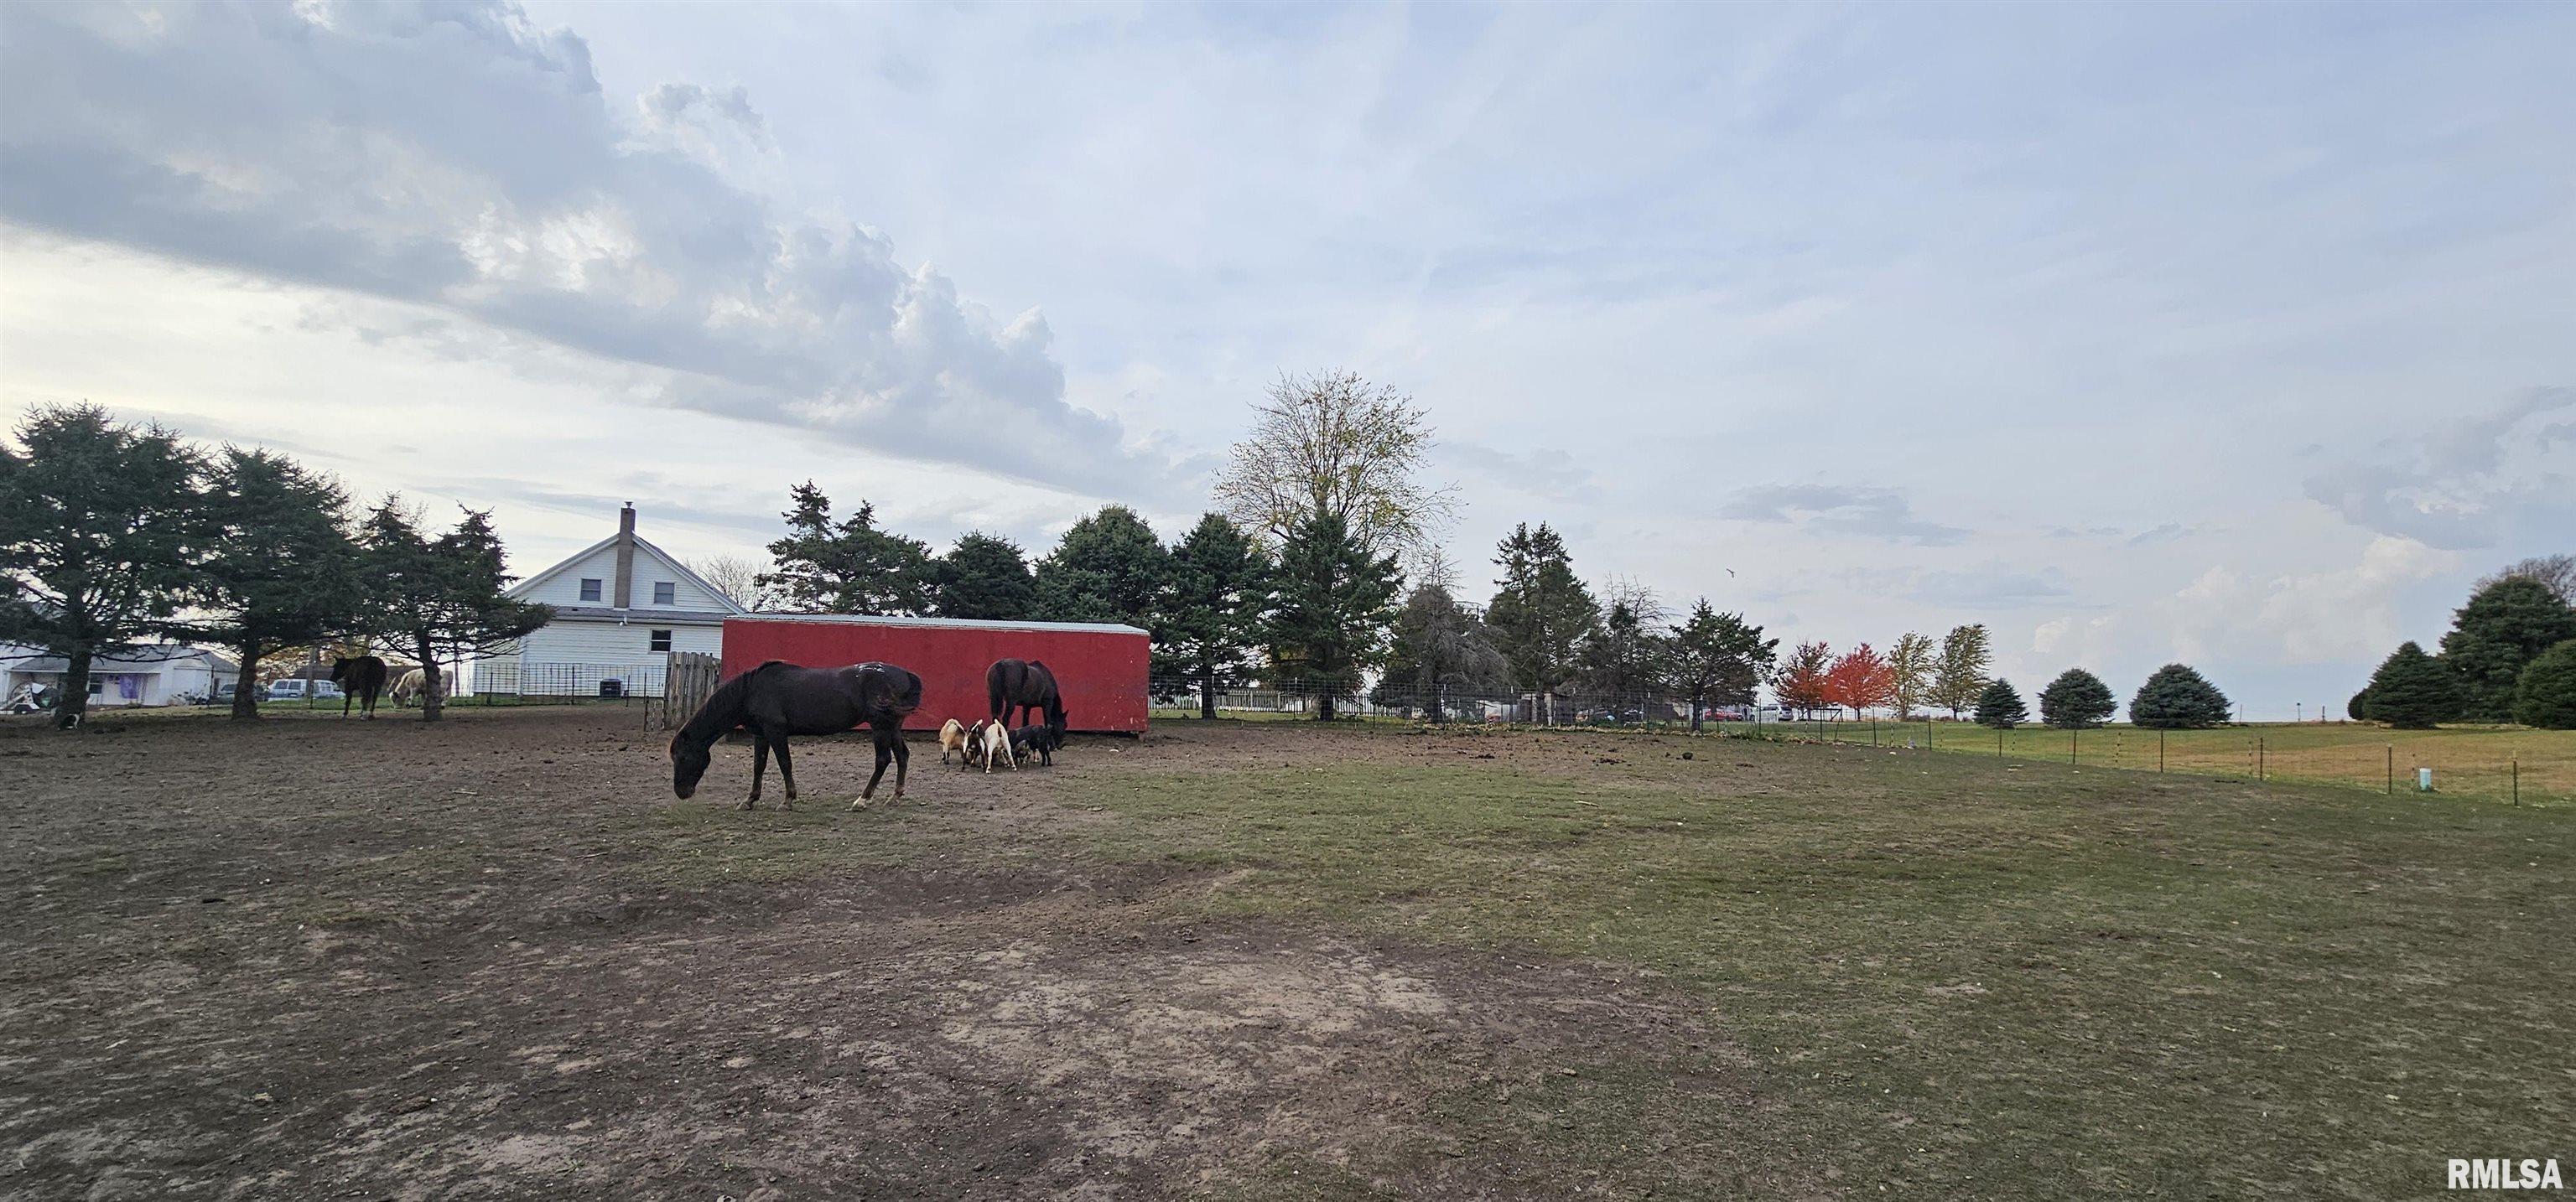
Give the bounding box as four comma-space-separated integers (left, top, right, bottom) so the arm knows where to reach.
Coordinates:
675, 661, 779, 743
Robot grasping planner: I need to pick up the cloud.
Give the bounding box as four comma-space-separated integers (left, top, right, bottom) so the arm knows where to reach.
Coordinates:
2161, 535, 2453, 666
2303, 387, 2576, 551
0, 0, 1185, 501
1442, 441, 1599, 503
1716, 484, 1967, 546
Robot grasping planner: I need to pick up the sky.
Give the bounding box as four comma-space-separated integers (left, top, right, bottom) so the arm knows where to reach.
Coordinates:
3, 1, 2571, 719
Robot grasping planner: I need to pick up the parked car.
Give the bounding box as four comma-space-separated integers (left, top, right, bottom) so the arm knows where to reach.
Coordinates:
267, 679, 344, 702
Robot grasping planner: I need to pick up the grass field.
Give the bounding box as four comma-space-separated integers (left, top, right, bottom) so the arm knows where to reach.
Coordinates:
7, 709, 2568, 1197
1706, 718, 2575, 807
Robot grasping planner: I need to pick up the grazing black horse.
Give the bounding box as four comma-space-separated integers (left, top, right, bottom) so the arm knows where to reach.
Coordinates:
669, 661, 922, 811
987, 658, 1066, 732
330, 655, 388, 719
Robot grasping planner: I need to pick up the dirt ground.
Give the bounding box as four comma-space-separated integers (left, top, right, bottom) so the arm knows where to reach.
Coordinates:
1, 708, 1740, 1199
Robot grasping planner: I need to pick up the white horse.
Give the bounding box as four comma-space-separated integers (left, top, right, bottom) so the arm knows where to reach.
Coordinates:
388, 668, 428, 707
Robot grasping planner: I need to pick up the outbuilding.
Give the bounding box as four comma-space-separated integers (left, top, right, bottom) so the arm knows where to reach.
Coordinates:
719, 614, 1150, 733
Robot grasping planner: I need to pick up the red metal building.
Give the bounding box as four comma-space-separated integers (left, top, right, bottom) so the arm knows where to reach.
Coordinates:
719, 614, 1150, 733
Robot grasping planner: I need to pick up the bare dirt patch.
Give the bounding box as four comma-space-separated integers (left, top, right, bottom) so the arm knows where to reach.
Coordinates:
2, 709, 1742, 1199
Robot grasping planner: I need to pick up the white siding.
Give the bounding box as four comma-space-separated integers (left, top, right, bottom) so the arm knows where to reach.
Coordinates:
522, 619, 720, 665
516, 538, 732, 614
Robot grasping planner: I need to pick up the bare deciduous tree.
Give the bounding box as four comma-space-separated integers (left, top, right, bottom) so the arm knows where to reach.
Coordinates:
687, 554, 771, 611
1213, 370, 1457, 567
2477, 554, 2576, 605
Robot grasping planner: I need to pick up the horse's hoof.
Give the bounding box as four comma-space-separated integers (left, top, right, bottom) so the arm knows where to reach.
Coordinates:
849, 798, 870, 811
738, 800, 756, 811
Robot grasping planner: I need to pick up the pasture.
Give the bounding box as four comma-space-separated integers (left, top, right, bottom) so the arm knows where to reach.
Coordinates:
3, 709, 2568, 1199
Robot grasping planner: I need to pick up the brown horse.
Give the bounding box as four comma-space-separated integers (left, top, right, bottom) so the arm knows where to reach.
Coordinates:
330, 655, 388, 719
669, 661, 922, 811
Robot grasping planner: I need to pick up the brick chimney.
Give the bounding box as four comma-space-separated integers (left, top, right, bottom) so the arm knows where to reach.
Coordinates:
612, 504, 636, 609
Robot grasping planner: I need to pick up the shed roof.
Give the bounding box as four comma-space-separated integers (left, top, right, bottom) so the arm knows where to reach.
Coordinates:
732, 613, 1148, 637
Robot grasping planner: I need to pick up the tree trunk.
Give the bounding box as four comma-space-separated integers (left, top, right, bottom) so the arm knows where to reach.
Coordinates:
56, 645, 93, 729
231, 640, 263, 722
417, 635, 444, 723
1689, 697, 1703, 733
1316, 682, 1336, 722
1198, 665, 1217, 719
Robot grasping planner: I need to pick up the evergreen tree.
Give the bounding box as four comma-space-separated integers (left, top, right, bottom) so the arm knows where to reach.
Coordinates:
176, 448, 368, 721
1156, 514, 1273, 718
1379, 582, 1509, 723
1576, 599, 1670, 703
1485, 522, 1598, 693
758, 481, 937, 615
2037, 667, 2116, 729
1929, 624, 1993, 719
933, 532, 1036, 619
0, 405, 208, 728
2513, 639, 2576, 729
2130, 663, 2231, 728
2359, 641, 2463, 729
1269, 513, 1401, 720
1662, 600, 1776, 732
2437, 577, 2576, 721
361, 501, 552, 722
1033, 505, 1169, 629
2345, 686, 2376, 723
1974, 678, 2028, 728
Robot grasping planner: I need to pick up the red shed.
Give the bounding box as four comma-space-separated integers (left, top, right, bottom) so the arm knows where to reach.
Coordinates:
719, 614, 1150, 733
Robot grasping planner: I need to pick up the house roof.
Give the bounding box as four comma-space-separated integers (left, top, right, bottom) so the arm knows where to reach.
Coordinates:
735, 613, 1149, 637
507, 524, 749, 616
2, 643, 236, 674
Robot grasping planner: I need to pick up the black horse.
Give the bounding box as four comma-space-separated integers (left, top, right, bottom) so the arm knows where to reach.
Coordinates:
669, 661, 922, 811
330, 655, 388, 719
987, 658, 1066, 732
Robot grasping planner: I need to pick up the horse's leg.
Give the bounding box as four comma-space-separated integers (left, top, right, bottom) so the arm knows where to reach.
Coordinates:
772, 736, 798, 810
744, 734, 769, 810
856, 727, 894, 808
892, 732, 909, 800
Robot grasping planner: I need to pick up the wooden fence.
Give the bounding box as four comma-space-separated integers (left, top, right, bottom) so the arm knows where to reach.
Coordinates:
651, 651, 720, 732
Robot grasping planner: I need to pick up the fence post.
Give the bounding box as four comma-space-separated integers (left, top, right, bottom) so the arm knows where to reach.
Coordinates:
2070, 728, 2077, 764
2512, 759, 2519, 807
1996, 728, 2002, 758
2158, 729, 2165, 774
2386, 745, 2393, 795
2257, 736, 2265, 783
1872, 718, 1878, 747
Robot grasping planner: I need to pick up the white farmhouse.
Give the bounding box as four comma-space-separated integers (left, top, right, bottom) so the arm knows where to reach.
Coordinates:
2, 642, 237, 708
476, 505, 745, 698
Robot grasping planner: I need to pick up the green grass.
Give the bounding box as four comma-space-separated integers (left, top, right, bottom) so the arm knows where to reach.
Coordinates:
1715, 718, 2576, 807
1072, 736, 2574, 1198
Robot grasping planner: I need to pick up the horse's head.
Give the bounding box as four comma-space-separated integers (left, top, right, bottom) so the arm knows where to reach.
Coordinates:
670, 733, 711, 800
328, 657, 351, 683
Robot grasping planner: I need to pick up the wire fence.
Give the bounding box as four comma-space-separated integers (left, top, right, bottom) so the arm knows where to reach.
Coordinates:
1147, 678, 2570, 809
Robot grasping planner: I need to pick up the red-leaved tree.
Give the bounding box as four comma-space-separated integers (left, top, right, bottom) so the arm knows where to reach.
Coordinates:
1774, 640, 1832, 718
1823, 642, 1897, 719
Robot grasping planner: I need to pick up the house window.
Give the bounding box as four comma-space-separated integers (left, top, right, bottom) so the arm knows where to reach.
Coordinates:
653, 582, 676, 605
579, 578, 602, 602
650, 629, 673, 652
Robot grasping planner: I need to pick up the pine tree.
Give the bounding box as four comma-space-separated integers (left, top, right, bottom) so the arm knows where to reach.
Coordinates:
177, 448, 368, 721
1156, 514, 1273, 718
1033, 505, 1169, 629
934, 532, 1036, 619
0, 405, 208, 728
2511, 639, 2576, 729
2130, 663, 2231, 728
1974, 678, 2028, 728
2359, 641, 2463, 729
2037, 668, 2116, 729
1929, 624, 1993, 719
1269, 513, 1401, 720
1663, 601, 1776, 732
1576, 599, 1670, 704
2438, 577, 2576, 721
1485, 522, 1598, 693
757, 482, 937, 614
361, 501, 552, 722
